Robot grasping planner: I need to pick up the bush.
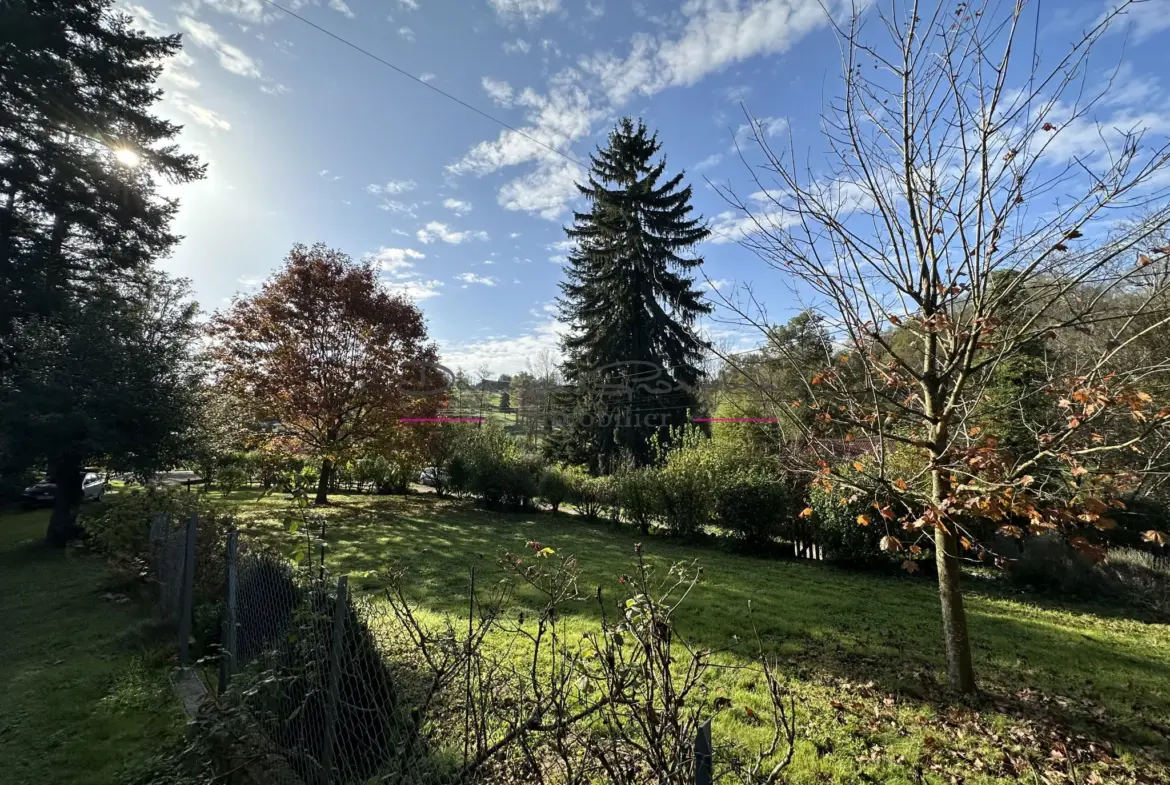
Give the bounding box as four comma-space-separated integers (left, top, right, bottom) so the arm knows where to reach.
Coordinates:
806, 482, 888, 565
472, 455, 540, 509
1004, 537, 1170, 617
81, 487, 236, 604
562, 465, 612, 520
613, 466, 659, 533
538, 465, 572, 512
714, 472, 796, 546
655, 455, 713, 537
216, 463, 249, 496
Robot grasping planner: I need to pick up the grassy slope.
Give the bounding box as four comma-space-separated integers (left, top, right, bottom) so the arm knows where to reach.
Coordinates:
0, 508, 184, 785
229, 490, 1170, 785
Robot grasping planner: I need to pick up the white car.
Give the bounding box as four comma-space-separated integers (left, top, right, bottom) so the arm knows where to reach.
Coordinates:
21, 472, 105, 507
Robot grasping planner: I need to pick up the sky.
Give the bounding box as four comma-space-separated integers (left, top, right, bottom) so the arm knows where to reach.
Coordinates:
121, 0, 1170, 376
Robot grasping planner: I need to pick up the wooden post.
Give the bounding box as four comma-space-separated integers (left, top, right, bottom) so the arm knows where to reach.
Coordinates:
178, 512, 198, 666
321, 575, 349, 785
694, 717, 713, 785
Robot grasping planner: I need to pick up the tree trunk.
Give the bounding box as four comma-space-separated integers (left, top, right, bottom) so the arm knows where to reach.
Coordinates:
315, 458, 333, 505
45, 457, 83, 548
932, 467, 977, 693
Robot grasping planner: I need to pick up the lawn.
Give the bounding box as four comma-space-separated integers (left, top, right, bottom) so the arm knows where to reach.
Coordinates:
226, 489, 1170, 785
0, 507, 185, 785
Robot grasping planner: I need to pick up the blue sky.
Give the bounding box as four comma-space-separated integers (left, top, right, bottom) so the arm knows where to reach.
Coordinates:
123, 0, 1170, 375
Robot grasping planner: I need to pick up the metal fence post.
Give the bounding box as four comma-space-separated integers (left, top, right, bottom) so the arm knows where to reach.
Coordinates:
218, 531, 239, 693
694, 717, 713, 785
321, 575, 349, 785
178, 512, 198, 666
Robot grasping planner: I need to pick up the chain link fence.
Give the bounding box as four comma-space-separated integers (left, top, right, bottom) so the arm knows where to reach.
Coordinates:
146, 513, 785, 785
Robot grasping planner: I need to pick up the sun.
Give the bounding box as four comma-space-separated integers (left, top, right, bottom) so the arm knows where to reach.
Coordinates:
113, 148, 141, 168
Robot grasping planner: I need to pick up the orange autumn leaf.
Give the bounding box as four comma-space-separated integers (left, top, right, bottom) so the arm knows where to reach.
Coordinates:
1142, 530, 1169, 547
856, 514, 872, 526
853, 461, 865, 472
880, 535, 903, 552
799, 507, 814, 519
893, 478, 908, 491
997, 525, 1024, 539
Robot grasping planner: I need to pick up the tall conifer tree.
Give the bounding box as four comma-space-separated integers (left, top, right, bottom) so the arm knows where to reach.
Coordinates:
551, 118, 710, 469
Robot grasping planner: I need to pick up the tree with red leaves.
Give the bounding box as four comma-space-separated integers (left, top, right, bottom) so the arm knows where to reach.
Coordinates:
209, 243, 440, 504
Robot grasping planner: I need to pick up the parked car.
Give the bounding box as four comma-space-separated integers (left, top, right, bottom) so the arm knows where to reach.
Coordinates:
21, 472, 105, 508
418, 466, 447, 487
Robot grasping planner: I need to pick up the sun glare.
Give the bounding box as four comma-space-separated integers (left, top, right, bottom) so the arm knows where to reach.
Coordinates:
113, 148, 141, 168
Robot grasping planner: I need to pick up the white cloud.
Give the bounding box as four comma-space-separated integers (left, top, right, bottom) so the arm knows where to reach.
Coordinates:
386, 278, 444, 300
585, 1, 604, 20
708, 207, 795, 243
184, 0, 275, 25
498, 159, 582, 220
482, 77, 514, 107
419, 72, 437, 83
443, 198, 473, 215
455, 272, 498, 286
260, 82, 290, 95
160, 50, 200, 90
1119, 0, 1170, 43
548, 254, 569, 264
367, 179, 417, 194
503, 38, 531, 54
367, 246, 426, 276
397, 0, 419, 9
510, 232, 522, 238
329, 0, 355, 18
693, 153, 723, 171
179, 16, 261, 78
171, 92, 231, 131
417, 221, 489, 244
123, 4, 168, 35
451, 0, 836, 220
398, 26, 415, 42
440, 317, 566, 376
366, 246, 441, 300
730, 116, 787, 151
546, 239, 575, 251
489, 0, 560, 23
379, 200, 418, 217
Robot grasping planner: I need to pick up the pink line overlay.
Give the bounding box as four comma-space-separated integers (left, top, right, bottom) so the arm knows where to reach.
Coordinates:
692, 417, 779, 423
399, 417, 485, 423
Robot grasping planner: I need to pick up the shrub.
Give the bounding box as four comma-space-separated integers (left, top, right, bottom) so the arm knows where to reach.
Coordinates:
655, 455, 713, 537
447, 454, 472, 497
216, 463, 249, 496
81, 487, 236, 604
806, 481, 889, 565
613, 466, 659, 533
714, 472, 796, 546
1004, 538, 1170, 617
562, 465, 612, 520
1003, 533, 1097, 595
538, 465, 572, 512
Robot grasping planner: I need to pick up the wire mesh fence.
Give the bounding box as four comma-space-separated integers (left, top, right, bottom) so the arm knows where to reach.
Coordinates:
146, 513, 793, 784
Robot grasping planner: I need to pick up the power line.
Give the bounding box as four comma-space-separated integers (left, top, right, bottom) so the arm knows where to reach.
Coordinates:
257, 0, 587, 170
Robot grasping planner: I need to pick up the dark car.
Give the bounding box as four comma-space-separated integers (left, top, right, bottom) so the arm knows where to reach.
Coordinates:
21, 472, 106, 508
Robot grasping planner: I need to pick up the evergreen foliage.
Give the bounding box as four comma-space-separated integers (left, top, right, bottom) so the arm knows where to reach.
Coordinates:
550, 118, 710, 470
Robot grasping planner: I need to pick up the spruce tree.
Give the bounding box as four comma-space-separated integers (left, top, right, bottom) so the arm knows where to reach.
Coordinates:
552, 118, 711, 469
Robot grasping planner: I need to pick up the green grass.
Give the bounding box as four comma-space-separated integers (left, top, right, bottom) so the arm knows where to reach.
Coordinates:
227, 490, 1170, 784
0, 507, 185, 785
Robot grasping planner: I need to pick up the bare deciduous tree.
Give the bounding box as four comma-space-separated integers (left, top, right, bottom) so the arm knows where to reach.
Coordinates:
714, 0, 1170, 693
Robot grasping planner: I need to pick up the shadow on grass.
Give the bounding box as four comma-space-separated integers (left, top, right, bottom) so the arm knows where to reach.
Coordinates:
236, 493, 1170, 767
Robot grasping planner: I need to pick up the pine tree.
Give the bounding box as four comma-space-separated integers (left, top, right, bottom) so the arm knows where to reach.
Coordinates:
552, 118, 711, 469
0, 0, 204, 351
0, 0, 204, 544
